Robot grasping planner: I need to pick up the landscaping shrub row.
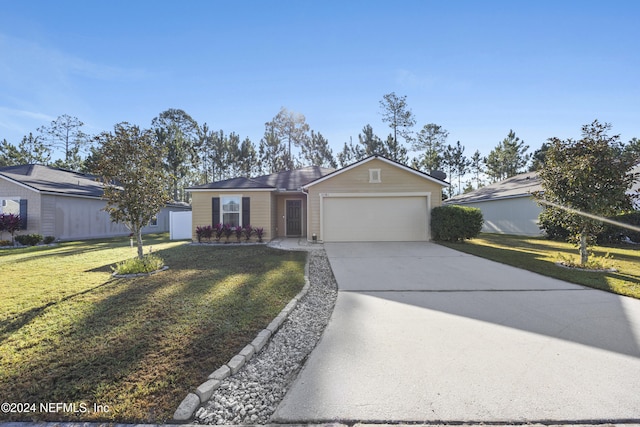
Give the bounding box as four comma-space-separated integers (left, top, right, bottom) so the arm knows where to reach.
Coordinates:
195, 223, 265, 243
431, 205, 484, 242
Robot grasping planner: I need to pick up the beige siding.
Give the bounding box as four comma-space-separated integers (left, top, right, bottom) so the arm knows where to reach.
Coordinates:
190, 191, 273, 241
0, 178, 42, 236
306, 159, 445, 240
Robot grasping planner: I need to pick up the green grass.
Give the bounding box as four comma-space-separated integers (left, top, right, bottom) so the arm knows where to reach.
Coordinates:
437, 233, 640, 299
0, 234, 306, 423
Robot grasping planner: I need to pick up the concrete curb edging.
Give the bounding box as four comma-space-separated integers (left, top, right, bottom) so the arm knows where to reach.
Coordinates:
172, 257, 312, 422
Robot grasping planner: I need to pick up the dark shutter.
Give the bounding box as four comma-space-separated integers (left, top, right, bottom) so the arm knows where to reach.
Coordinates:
212, 197, 220, 225
19, 199, 27, 229
242, 197, 250, 226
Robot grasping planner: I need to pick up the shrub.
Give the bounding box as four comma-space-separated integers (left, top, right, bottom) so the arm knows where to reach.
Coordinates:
254, 227, 264, 242
597, 211, 640, 244
15, 234, 43, 246
234, 225, 243, 242
431, 205, 483, 242
214, 223, 224, 242
195, 225, 213, 243
112, 254, 165, 275
43, 236, 56, 244
0, 240, 12, 247
243, 224, 254, 241
223, 224, 234, 242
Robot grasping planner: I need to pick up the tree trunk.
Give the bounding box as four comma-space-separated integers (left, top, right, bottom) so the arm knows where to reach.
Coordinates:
136, 228, 144, 260
579, 233, 588, 265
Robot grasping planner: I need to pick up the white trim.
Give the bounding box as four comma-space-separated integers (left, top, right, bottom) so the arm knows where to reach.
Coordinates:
319, 192, 432, 242
221, 194, 243, 227
187, 187, 273, 193
303, 155, 448, 189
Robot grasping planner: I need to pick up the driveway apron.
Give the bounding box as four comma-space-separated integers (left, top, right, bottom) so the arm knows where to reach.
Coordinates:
273, 242, 640, 423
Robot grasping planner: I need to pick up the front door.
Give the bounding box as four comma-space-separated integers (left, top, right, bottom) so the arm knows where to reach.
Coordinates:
286, 200, 302, 236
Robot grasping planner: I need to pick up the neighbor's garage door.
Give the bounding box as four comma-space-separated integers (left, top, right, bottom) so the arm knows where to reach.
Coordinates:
323, 196, 429, 242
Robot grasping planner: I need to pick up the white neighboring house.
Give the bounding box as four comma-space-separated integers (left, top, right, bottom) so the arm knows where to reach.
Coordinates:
0, 164, 190, 241
446, 165, 640, 236
445, 172, 543, 236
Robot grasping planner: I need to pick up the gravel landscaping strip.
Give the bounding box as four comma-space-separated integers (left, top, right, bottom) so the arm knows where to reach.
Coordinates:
193, 249, 338, 425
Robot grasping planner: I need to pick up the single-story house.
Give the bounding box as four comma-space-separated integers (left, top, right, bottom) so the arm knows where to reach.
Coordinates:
446, 165, 640, 236
187, 155, 449, 242
0, 164, 190, 241
445, 172, 543, 236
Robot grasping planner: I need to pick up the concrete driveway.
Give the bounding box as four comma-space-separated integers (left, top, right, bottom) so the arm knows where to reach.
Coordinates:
273, 242, 640, 423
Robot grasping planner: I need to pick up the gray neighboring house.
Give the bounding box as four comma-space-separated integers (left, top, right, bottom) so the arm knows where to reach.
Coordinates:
445, 172, 543, 236
0, 164, 190, 241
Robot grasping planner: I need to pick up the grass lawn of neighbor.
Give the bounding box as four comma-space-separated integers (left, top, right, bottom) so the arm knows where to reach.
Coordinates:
0, 234, 306, 423
438, 233, 640, 300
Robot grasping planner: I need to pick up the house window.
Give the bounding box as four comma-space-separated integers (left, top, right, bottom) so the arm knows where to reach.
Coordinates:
369, 169, 381, 183
149, 216, 158, 227
222, 196, 241, 227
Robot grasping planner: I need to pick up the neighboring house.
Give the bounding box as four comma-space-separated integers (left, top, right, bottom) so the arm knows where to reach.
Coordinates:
187, 155, 448, 242
445, 172, 543, 236
0, 164, 190, 241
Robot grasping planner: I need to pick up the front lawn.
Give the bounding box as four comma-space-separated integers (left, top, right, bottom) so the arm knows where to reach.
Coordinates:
0, 234, 306, 423
437, 233, 640, 299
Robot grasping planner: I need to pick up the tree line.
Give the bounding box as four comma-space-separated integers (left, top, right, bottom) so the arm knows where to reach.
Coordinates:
1, 93, 559, 201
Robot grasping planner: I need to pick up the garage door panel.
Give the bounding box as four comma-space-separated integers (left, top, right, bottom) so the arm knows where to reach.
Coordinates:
324, 197, 428, 242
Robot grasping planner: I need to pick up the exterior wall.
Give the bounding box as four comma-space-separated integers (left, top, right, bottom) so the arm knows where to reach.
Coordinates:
0, 178, 42, 236
190, 190, 272, 241
458, 197, 543, 236
274, 194, 307, 237
305, 159, 445, 241
53, 196, 129, 240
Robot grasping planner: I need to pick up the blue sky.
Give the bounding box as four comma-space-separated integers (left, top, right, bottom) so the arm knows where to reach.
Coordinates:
1, 0, 639, 163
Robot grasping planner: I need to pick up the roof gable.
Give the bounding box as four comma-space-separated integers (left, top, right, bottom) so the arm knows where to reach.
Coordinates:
447, 171, 541, 204
187, 166, 335, 192
0, 164, 104, 198
302, 155, 449, 189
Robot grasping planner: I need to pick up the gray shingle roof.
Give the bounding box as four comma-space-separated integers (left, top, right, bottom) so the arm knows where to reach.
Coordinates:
187, 166, 335, 191
446, 171, 542, 204
0, 164, 104, 197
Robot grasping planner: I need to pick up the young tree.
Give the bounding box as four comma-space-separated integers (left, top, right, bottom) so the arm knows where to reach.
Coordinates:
152, 109, 199, 201
529, 142, 551, 171
469, 149, 484, 189
258, 130, 288, 174
19, 133, 52, 165
93, 123, 170, 259
265, 107, 310, 169
37, 114, 89, 170
384, 134, 409, 164
301, 131, 337, 168
484, 130, 530, 182
441, 144, 456, 198
450, 141, 470, 196
358, 124, 386, 157
413, 123, 449, 172
536, 120, 640, 265
237, 136, 258, 177
337, 138, 365, 167
0, 139, 21, 167
379, 92, 415, 147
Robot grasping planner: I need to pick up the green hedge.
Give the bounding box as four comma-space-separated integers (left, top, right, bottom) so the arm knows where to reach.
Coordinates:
431, 205, 484, 242
540, 211, 640, 244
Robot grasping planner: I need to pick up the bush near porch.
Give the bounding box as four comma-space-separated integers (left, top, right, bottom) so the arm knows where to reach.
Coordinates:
0, 234, 306, 423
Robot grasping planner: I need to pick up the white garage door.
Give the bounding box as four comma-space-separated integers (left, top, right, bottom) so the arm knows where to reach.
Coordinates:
323, 196, 429, 242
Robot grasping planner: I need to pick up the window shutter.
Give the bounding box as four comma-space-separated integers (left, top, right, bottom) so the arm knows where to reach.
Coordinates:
242, 197, 250, 226
212, 197, 220, 225
19, 199, 28, 229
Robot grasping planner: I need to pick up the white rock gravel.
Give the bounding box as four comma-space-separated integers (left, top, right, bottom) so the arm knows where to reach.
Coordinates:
194, 249, 338, 425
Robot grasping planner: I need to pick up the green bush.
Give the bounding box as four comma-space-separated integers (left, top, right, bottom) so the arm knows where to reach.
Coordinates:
43, 236, 56, 244
431, 205, 483, 242
540, 210, 640, 244
0, 240, 12, 247
15, 234, 43, 246
112, 254, 165, 275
